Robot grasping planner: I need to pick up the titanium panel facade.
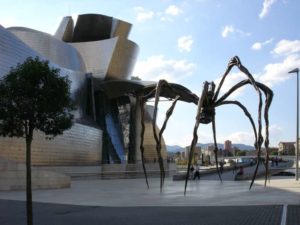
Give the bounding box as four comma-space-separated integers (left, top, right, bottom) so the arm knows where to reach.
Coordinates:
0, 13, 167, 166
0, 123, 102, 166
8, 27, 86, 72
54, 16, 74, 42
71, 36, 138, 80
0, 23, 101, 166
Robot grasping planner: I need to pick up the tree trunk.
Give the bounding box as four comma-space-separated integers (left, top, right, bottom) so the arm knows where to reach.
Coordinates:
26, 134, 33, 225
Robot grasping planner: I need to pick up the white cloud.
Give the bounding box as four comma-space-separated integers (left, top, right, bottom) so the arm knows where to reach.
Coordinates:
252, 43, 263, 50
166, 130, 214, 147
207, 124, 282, 147
226, 131, 255, 146
221, 25, 251, 38
254, 39, 300, 87
259, 54, 300, 87
133, 55, 196, 82
134, 6, 154, 22
221, 25, 235, 38
177, 35, 194, 52
272, 39, 300, 55
165, 5, 183, 16
264, 124, 283, 146
133, 5, 183, 23
160, 5, 183, 22
251, 38, 273, 50
259, 0, 277, 19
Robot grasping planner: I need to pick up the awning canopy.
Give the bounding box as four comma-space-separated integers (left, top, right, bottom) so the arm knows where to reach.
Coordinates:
94, 79, 199, 104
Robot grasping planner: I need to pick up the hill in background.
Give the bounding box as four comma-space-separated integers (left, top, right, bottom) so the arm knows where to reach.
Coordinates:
166, 143, 255, 153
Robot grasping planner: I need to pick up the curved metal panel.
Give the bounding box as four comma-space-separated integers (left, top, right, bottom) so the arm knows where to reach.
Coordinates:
54, 16, 74, 42
0, 25, 42, 77
107, 37, 139, 80
72, 14, 113, 42
0, 26, 87, 119
71, 37, 118, 79
72, 37, 138, 80
111, 18, 132, 38
8, 27, 86, 72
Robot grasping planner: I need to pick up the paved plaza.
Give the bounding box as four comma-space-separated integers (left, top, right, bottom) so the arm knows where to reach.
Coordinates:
0, 174, 300, 224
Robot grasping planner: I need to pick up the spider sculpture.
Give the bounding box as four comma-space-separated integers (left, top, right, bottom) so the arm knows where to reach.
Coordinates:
138, 56, 273, 194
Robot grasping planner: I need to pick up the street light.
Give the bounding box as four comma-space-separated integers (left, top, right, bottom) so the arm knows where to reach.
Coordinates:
289, 68, 299, 180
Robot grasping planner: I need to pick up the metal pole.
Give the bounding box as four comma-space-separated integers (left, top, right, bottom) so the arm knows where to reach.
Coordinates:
288, 68, 299, 180
296, 71, 299, 180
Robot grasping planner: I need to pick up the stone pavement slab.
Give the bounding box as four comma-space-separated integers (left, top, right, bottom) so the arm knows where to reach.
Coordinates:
287, 205, 300, 225
0, 178, 299, 207
0, 200, 283, 225
1, 177, 299, 225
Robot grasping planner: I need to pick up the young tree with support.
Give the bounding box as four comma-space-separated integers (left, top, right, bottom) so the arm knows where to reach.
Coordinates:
0, 57, 75, 225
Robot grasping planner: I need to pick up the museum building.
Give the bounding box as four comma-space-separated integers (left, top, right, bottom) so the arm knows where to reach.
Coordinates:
0, 14, 197, 168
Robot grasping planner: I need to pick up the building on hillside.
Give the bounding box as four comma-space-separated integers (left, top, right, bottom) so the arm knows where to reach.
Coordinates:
184, 146, 201, 162
268, 147, 279, 156
278, 142, 295, 155
202, 145, 214, 164
0, 13, 197, 167
223, 140, 233, 156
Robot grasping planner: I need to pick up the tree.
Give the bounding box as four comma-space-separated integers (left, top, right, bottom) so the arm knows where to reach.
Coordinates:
236, 150, 246, 156
0, 57, 75, 225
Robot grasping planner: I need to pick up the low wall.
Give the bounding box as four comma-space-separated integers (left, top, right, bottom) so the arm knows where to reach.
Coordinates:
0, 159, 71, 191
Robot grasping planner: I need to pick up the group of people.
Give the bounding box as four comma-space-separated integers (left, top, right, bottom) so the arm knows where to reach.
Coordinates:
271, 157, 279, 167
189, 161, 246, 179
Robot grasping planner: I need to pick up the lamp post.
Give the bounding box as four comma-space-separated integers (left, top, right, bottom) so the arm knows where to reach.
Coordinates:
289, 68, 299, 180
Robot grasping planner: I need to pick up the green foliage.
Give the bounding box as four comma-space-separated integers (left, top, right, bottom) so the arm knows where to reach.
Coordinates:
0, 57, 75, 139
236, 150, 246, 156
270, 151, 278, 156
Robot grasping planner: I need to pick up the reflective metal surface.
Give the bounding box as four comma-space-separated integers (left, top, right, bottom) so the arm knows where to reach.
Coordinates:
0, 123, 102, 166
8, 27, 86, 72
0, 13, 161, 166
54, 16, 73, 42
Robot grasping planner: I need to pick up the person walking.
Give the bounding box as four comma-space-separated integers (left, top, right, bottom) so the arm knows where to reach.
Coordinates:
193, 164, 200, 180
190, 165, 195, 180
219, 161, 224, 174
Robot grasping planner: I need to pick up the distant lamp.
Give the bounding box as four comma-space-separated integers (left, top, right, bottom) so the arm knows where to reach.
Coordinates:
289, 68, 299, 181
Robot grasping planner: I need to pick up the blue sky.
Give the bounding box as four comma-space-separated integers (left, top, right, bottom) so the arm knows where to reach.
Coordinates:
1, 0, 299, 148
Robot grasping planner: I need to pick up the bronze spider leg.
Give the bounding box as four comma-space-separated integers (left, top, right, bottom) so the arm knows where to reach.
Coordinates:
139, 94, 149, 189
216, 79, 273, 188
214, 57, 265, 188
214, 57, 264, 155
212, 57, 263, 185
211, 115, 223, 183
184, 82, 209, 195
152, 79, 180, 192
259, 83, 273, 186
233, 59, 265, 189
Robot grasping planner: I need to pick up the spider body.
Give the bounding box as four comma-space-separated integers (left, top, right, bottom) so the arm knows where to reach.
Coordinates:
198, 82, 215, 124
